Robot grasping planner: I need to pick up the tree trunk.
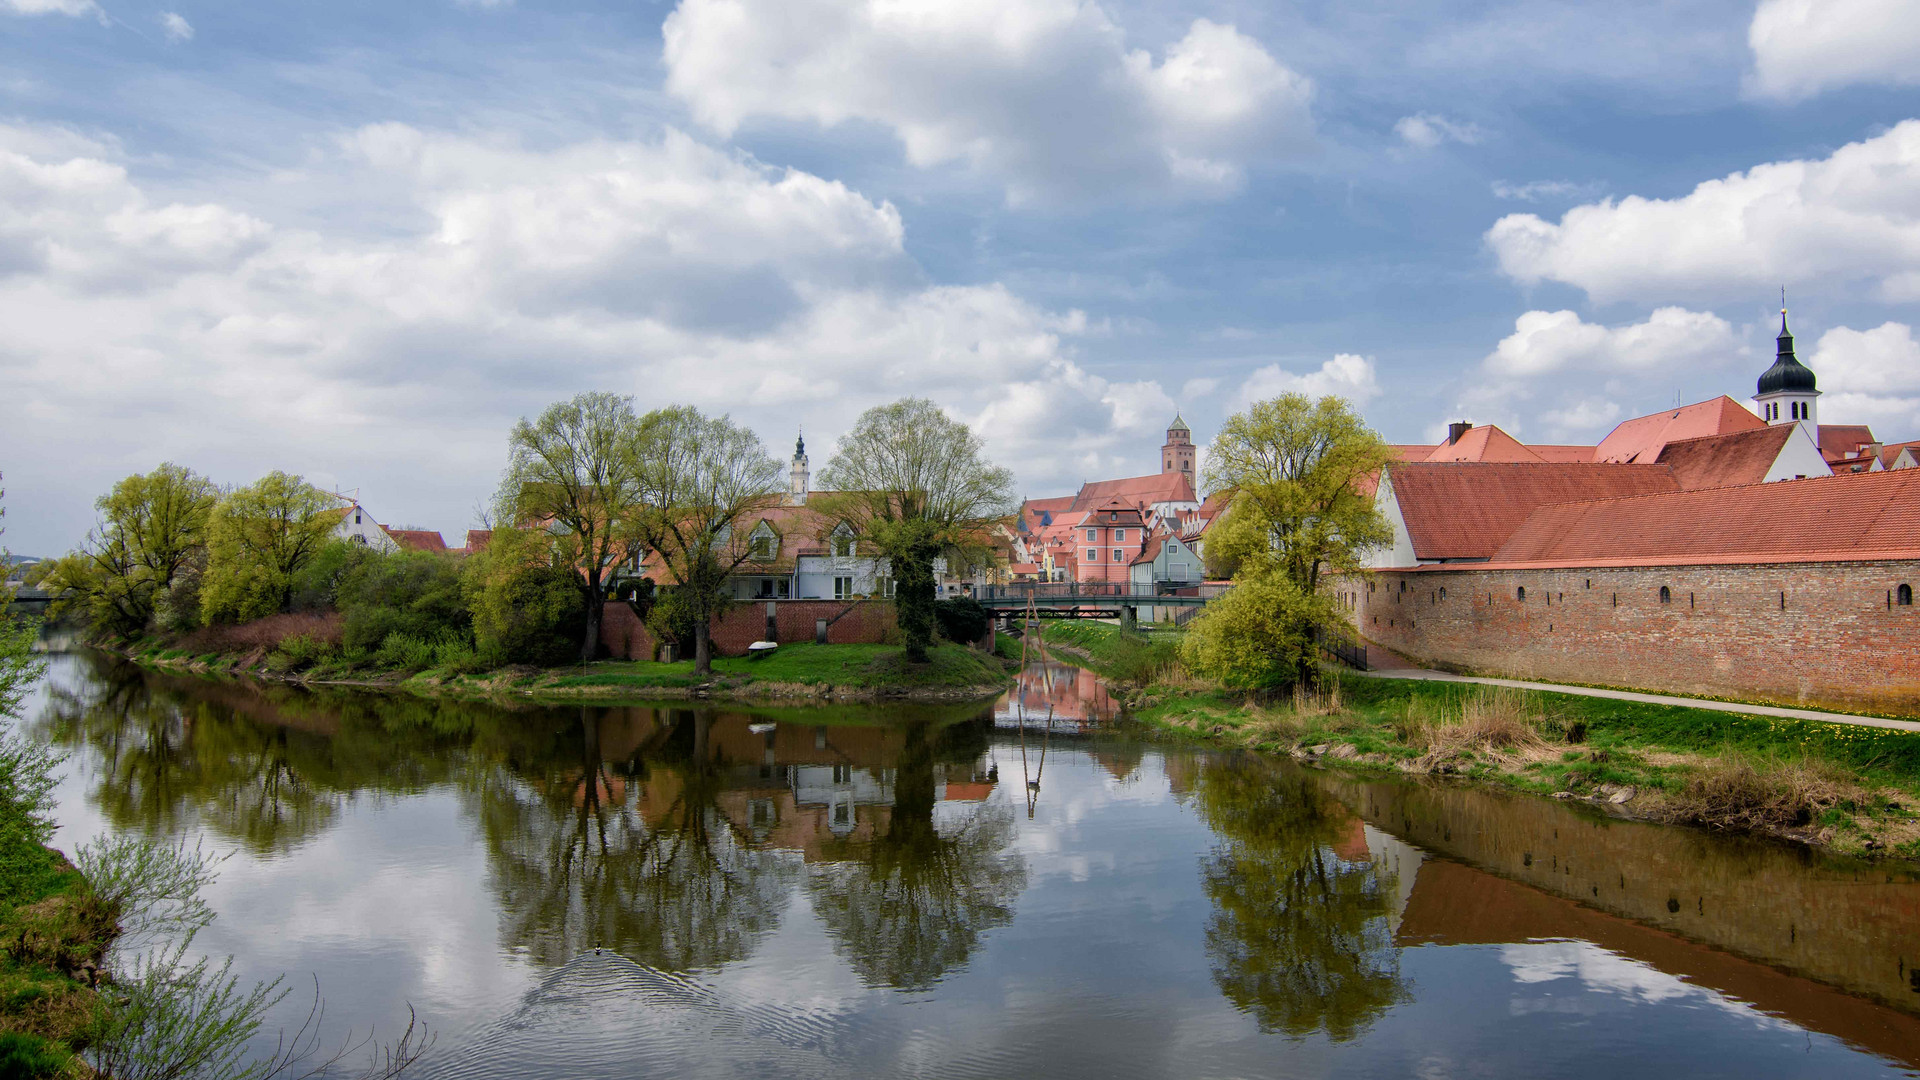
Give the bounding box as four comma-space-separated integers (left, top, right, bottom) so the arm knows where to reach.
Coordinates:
694, 618, 713, 677
581, 576, 603, 665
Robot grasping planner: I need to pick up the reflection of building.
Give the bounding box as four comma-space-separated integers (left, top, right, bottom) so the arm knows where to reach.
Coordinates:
995, 661, 1117, 728
1306, 770, 1920, 1069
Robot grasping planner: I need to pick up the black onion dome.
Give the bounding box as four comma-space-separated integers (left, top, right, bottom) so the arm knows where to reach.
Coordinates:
1758, 311, 1817, 395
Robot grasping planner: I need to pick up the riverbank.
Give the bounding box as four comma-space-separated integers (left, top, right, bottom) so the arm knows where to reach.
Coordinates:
118, 638, 1015, 705
1035, 621, 1920, 861
0, 842, 111, 1074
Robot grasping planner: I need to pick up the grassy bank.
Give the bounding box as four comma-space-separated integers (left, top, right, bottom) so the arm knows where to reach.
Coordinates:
0, 846, 112, 1075
125, 638, 1015, 704
1028, 622, 1920, 860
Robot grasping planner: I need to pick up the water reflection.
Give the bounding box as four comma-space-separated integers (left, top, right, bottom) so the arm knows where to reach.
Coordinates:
25, 651, 1920, 1077
1195, 754, 1409, 1041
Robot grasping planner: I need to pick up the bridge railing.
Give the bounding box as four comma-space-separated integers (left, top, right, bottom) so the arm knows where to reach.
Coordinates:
979, 581, 1226, 603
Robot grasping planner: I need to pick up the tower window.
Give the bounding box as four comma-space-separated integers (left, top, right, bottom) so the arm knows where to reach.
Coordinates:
1900, 584, 1913, 607
1659, 586, 1671, 604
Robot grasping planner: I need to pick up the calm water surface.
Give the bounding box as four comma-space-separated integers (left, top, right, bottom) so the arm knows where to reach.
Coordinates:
21, 649, 1920, 1078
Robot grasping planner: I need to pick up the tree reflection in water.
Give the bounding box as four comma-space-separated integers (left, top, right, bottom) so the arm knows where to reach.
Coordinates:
806, 721, 1025, 991
1195, 753, 1408, 1041
472, 708, 797, 972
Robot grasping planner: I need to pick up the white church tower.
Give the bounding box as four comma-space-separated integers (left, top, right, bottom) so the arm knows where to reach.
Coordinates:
1755, 308, 1819, 442
788, 431, 810, 506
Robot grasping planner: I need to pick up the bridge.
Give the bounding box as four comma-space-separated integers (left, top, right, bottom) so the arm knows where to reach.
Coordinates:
4, 583, 51, 612
974, 582, 1227, 632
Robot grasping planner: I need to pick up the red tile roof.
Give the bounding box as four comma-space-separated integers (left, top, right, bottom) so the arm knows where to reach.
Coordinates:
1652, 426, 1797, 490
383, 527, 448, 553
1594, 396, 1765, 464
1529, 445, 1602, 463
1818, 424, 1878, 461
1067, 472, 1196, 513
1387, 462, 1680, 561
1486, 468, 1920, 568
1880, 440, 1920, 470
463, 529, 493, 553
1423, 424, 1545, 463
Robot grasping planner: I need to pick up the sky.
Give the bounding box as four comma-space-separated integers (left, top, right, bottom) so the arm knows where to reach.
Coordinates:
2, 0, 1919, 556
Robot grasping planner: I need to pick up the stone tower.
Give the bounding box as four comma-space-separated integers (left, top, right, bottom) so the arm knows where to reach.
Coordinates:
1755, 308, 1819, 443
1162, 414, 1195, 485
789, 431, 810, 506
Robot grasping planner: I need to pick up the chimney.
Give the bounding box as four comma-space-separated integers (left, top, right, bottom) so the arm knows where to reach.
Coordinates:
1447, 421, 1473, 445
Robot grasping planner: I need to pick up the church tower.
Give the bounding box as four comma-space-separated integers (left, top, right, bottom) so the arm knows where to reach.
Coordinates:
1755, 308, 1819, 443
789, 431, 810, 506
1162, 414, 1195, 486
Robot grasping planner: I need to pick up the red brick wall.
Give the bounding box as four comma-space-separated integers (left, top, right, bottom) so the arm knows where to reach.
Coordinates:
598, 599, 899, 660
1344, 560, 1920, 716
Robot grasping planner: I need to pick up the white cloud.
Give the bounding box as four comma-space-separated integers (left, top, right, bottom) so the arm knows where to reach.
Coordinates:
661, 0, 1313, 204
1394, 113, 1484, 149
0, 122, 1174, 550
1749, 0, 1920, 100
1539, 397, 1622, 435
1490, 179, 1603, 202
1234, 353, 1379, 409
1486, 121, 1920, 304
1, 0, 97, 15
1808, 321, 1920, 431
1484, 307, 1739, 377
159, 11, 192, 41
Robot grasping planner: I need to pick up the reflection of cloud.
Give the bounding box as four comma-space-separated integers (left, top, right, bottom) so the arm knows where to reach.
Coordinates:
1499, 940, 1796, 1030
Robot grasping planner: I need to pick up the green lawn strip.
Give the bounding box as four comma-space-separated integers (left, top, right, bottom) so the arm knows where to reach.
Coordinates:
0, 837, 111, 1074
529, 642, 1008, 692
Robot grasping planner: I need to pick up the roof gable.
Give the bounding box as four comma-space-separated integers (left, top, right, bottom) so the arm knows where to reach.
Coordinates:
1424, 424, 1545, 463
1594, 396, 1765, 464
1652, 426, 1797, 490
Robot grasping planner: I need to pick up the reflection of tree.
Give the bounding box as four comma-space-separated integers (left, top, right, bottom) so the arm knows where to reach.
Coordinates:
472, 710, 795, 971
806, 720, 1025, 990
36, 651, 467, 852
1195, 754, 1407, 1041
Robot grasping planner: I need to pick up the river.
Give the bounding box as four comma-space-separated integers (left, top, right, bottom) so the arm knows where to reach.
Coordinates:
18, 648, 1920, 1078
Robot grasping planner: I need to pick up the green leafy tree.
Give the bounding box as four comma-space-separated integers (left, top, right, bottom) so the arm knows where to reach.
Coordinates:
39, 463, 218, 636
816, 399, 1017, 663
632, 407, 782, 676
200, 472, 340, 624
1196, 754, 1407, 1041
502, 393, 649, 664
1186, 394, 1392, 688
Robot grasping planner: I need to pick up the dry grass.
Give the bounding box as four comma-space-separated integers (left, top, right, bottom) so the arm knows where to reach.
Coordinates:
177, 612, 344, 656
1291, 679, 1343, 717
1658, 757, 1863, 833
1401, 687, 1554, 768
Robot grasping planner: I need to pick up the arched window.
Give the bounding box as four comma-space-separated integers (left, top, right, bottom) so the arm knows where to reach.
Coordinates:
1516, 586, 1526, 601
1659, 586, 1671, 604
1900, 584, 1913, 607
1439, 587, 1447, 601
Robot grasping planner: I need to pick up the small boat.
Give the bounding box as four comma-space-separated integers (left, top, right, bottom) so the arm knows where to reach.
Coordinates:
746, 641, 779, 659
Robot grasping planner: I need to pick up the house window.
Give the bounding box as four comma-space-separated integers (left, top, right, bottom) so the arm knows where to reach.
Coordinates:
1439, 587, 1447, 601
1086, 528, 1097, 542
877, 576, 895, 598
1086, 548, 1097, 562
1112, 548, 1123, 562
1114, 528, 1126, 542
1900, 584, 1913, 607
1516, 586, 1526, 601
833, 576, 854, 600
1659, 586, 1671, 604
831, 529, 855, 558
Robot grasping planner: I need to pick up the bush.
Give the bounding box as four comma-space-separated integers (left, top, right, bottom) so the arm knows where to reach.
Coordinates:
265, 633, 335, 673
468, 563, 587, 667
933, 596, 990, 644
1180, 572, 1321, 691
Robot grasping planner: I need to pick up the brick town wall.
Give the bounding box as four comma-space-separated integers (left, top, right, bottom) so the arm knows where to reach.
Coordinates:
599, 599, 899, 660
1343, 560, 1920, 716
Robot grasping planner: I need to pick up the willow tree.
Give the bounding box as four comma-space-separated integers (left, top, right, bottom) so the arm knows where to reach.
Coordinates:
200, 472, 340, 624
816, 399, 1016, 663
633, 407, 782, 677
39, 463, 218, 636
502, 393, 649, 664
1184, 394, 1392, 689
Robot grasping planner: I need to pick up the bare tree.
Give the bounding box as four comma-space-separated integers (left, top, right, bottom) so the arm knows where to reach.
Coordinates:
634, 407, 782, 676
502, 393, 648, 664
817, 399, 1016, 662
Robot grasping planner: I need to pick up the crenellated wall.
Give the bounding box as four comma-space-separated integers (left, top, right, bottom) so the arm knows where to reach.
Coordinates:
1344, 559, 1920, 715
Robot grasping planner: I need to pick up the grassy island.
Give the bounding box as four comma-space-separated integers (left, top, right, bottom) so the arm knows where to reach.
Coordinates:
1037, 621, 1920, 861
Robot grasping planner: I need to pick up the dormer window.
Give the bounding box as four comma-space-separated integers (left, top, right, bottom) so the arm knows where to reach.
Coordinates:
750, 523, 777, 561
831, 524, 856, 558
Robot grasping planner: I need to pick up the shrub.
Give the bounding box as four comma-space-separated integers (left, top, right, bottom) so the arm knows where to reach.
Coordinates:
177, 612, 343, 657
265, 633, 335, 673
933, 596, 990, 644
468, 563, 586, 667
1180, 572, 1320, 691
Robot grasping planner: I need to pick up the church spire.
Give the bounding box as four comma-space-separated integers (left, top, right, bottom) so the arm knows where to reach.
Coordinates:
1755, 293, 1818, 434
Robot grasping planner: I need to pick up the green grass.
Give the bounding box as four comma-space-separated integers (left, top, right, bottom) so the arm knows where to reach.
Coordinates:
532, 641, 1011, 694
1036, 621, 1185, 685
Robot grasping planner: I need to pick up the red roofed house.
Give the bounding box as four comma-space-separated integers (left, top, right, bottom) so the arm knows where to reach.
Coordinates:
1368, 462, 1681, 567
383, 527, 448, 553
1013, 416, 1203, 582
